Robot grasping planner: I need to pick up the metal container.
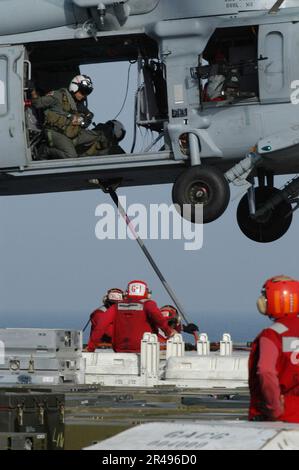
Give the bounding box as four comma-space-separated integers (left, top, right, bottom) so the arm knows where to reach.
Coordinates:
0, 432, 47, 450
0, 389, 65, 450
0, 329, 83, 385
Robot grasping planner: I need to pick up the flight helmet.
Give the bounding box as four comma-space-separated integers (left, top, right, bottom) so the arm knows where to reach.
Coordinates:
257, 275, 299, 319
126, 280, 151, 301
160, 305, 181, 328
103, 288, 124, 307
69, 75, 93, 96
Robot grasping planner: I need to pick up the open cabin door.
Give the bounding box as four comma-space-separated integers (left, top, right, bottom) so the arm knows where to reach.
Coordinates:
258, 23, 291, 104
0, 45, 27, 168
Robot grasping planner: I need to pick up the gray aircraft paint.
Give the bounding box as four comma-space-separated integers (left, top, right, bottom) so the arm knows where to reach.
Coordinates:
0, 1, 296, 39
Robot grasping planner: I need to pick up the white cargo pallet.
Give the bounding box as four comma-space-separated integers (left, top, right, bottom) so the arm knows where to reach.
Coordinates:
84, 352, 140, 375
83, 352, 249, 388
83, 333, 250, 389
85, 421, 299, 450
0, 330, 250, 388
84, 352, 143, 387
165, 354, 249, 388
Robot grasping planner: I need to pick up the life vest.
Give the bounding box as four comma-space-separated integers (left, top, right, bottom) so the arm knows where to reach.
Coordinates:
44, 89, 81, 139
113, 300, 155, 353
249, 317, 299, 422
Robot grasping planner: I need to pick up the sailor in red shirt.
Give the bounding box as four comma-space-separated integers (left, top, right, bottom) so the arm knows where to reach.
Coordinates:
91, 280, 176, 353
249, 275, 299, 423
158, 305, 199, 350
87, 288, 123, 352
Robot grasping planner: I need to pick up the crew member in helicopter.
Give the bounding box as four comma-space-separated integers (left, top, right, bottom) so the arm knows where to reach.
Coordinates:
31, 74, 126, 159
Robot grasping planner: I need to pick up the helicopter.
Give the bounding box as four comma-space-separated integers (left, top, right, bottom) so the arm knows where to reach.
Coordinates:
1, 0, 299, 243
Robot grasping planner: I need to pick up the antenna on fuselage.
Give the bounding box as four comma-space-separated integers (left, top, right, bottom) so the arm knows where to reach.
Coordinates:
268, 0, 286, 14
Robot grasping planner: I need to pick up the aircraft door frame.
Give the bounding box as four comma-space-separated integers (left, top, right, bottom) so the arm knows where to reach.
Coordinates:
0, 45, 28, 168
258, 23, 291, 104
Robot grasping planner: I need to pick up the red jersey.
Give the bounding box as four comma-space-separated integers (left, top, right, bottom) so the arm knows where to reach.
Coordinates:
249, 317, 299, 422
87, 299, 173, 353
113, 299, 174, 353
87, 307, 113, 352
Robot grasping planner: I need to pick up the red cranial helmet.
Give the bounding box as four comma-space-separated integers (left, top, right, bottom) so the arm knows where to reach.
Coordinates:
103, 288, 123, 306
160, 305, 181, 328
257, 275, 299, 319
126, 280, 151, 301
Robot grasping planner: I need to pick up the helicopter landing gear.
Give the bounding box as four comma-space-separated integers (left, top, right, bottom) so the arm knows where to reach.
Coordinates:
237, 186, 293, 243
172, 165, 230, 224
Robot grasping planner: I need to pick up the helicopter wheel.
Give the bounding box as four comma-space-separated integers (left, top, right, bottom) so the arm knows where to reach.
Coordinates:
172, 165, 230, 224
237, 187, 293, 243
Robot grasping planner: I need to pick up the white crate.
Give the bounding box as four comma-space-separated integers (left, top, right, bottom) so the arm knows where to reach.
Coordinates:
83, 352, 140, 376
165, 353, 249, 388
0, 329, 82, 360
0, 329, 83, 385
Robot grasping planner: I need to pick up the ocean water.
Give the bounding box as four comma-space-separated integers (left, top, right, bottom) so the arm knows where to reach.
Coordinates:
195, 311, 270, 343
0, 310, 271, 344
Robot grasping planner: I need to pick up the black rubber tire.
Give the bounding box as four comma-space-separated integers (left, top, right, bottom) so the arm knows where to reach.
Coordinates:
237, 187, 293, 243
172, 165, 230, 224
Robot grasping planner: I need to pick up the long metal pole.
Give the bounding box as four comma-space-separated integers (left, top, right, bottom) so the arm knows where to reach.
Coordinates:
107, 188, 191, 324
82, 318, 91, 333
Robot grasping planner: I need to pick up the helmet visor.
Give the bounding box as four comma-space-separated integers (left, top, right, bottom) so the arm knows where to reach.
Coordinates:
78, 80, 93, 96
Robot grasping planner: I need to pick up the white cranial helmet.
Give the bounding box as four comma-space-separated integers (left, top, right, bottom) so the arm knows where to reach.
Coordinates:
69, 75, 93, 96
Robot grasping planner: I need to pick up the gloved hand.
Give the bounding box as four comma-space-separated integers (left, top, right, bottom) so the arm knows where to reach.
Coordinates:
183, 323, 199, 334
82, 112, 94, 128
71, 114, 84, 126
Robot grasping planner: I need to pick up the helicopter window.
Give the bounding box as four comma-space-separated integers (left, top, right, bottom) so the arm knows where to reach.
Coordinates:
200, 26, 259, 106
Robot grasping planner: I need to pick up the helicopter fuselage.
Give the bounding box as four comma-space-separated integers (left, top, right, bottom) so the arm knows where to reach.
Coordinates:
0, 0, 298, 242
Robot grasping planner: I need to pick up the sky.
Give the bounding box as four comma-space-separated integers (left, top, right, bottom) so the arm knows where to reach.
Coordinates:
0, 62, 298, 342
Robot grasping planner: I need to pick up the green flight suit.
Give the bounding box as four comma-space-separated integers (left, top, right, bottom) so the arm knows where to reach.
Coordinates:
32, 89, 109, 159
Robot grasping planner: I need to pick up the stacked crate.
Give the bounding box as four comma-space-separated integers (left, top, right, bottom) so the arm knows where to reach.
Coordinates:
0, 329, 83, 385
